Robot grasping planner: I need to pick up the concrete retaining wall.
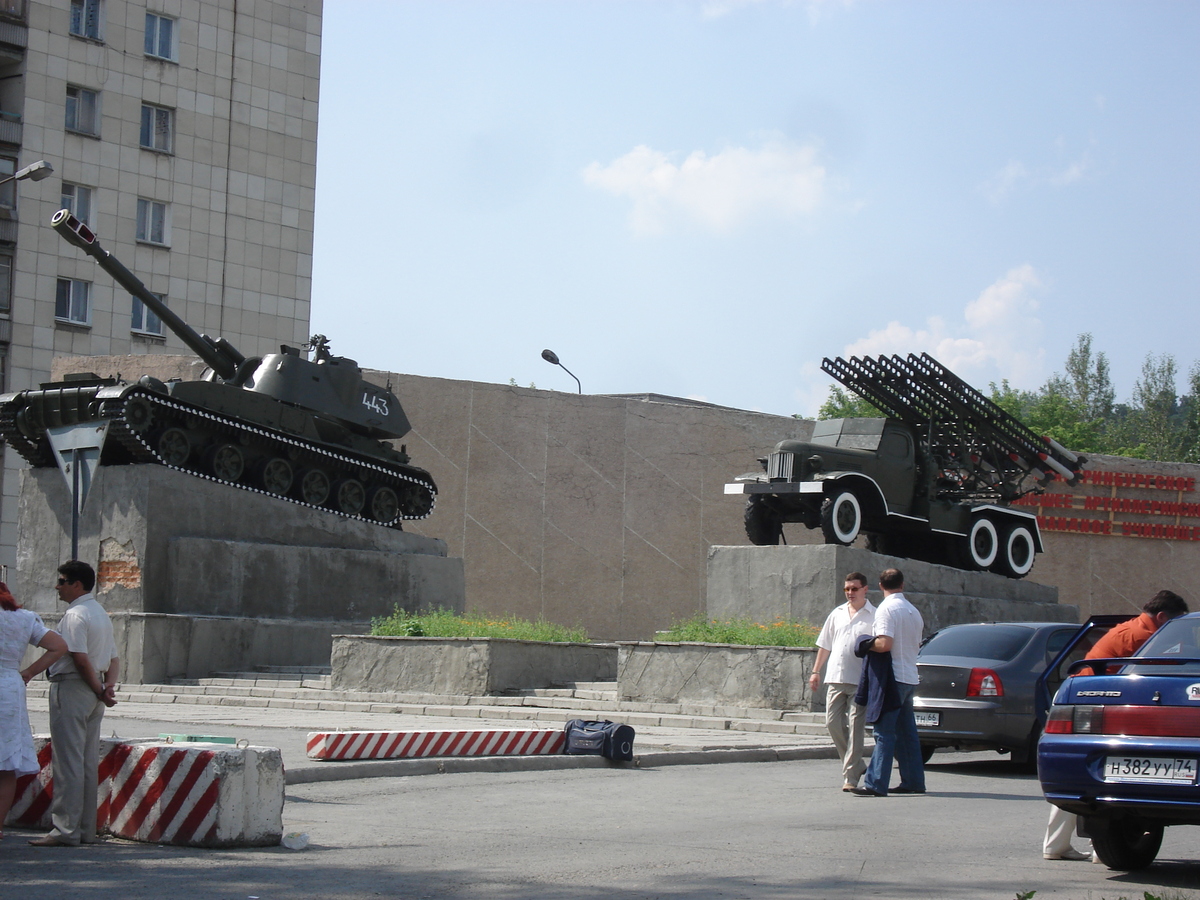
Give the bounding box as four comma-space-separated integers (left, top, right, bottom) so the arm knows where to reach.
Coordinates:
617, 642, 815, 710
707, 544, 1077, 637
330, 636, 618, 695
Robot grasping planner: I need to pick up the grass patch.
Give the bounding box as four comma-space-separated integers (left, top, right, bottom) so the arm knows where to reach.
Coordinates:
657, 614, 818, 647
371, 607, 589, 643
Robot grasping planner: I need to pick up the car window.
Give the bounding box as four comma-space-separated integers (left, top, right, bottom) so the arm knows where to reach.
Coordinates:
1044, 628, 1074, 656
918, 624, 1034, 662
1125, 616, 1200, 675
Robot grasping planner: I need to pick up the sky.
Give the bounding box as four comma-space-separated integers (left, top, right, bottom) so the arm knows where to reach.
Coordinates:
309, 0, 1200, 419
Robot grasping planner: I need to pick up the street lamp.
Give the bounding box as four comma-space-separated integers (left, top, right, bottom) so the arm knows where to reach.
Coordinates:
0, 159, 54, 186
541, 348, 581, 394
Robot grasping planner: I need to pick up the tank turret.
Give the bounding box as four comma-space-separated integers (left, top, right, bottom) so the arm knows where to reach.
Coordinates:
0, 211, 436, 526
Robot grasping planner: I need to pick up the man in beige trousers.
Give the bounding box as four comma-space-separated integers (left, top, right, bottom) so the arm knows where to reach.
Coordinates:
30, 560, 119, 848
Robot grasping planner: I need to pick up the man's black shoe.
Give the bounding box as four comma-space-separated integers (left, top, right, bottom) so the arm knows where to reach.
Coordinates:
891, 786, 926, 794
850, 787, 884, 797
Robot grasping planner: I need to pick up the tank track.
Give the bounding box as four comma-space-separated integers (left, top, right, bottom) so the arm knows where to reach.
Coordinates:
96, 389, 436, 527
0, 399, 56, 467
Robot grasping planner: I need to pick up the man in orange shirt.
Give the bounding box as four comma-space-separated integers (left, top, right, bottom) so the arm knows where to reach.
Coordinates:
1084, 590, 1189, 674
1044, 588, 1189, 861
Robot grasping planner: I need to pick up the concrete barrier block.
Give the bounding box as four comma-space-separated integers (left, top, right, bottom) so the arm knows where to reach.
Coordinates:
307, 729, 566, 760
3, 736, 282, 848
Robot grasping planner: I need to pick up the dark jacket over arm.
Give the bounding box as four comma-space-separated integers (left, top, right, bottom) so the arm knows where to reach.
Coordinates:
854, 634, 902, 724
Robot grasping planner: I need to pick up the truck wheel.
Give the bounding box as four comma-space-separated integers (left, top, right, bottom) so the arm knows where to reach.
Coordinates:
820, 490, 862, 545
994, 524, 1036, 578
965, 517, 999, 569
744, 496, 784, 545
1088, 816, 1163, 870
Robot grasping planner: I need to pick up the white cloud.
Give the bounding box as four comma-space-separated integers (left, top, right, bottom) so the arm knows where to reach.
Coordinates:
583, 141, 827, 235
834, 264, 1046, 392
981, 151, 1090, 204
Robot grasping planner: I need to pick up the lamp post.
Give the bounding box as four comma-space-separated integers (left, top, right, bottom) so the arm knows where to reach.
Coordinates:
540, 349, 581, 394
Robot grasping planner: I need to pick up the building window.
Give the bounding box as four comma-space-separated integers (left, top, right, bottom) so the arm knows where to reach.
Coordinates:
66, 86, 100, 135
0, 254, 11, 315
136, 198, 169, 245
132, 293, 164, 335
139, 104, 172, 153
61, 183, 93, 225
55, 278, 91, 325
144, 12, 175, 61
0, 157, 13, 209
70, 0, 102, 40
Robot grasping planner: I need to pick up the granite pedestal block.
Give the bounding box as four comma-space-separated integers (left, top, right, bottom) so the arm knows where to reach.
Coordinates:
14, 465, 465, 682
707, 544, 1076, 635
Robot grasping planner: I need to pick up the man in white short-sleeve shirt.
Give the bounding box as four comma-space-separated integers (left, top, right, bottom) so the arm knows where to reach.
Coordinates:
853, 567, 925, 798
808, 571, 876, 791
30, 561, 119, 848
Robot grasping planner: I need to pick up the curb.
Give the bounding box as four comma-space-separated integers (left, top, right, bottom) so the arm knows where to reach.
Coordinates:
284, 743, 841, 784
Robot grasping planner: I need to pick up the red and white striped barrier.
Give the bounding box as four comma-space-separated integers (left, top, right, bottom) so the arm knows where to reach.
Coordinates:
3, 736, 283, 848
306, 729, 566, 761
5, 737, 125, 831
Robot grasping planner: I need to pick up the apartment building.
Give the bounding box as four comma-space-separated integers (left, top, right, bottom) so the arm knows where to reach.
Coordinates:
0, 0, 321, 568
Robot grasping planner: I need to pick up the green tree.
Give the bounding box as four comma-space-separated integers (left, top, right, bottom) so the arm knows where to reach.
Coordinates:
817, 385, 882, 419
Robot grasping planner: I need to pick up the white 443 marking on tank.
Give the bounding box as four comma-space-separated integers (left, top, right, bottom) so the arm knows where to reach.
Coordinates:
362, 393, 389, 416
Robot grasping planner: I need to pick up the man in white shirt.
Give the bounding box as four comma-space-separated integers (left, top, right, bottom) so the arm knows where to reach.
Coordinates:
853, 567, 925, 797
808, 571, 876, 791
30, 560, 119, 847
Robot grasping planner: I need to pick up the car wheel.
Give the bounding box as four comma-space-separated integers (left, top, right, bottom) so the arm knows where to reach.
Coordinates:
744, 496, 783, 545
993, 524, 1036, 578
965, 517, 999, 569
1088, 816, 1164, 870
920, 743, 936, 764
820, 490, 862, 545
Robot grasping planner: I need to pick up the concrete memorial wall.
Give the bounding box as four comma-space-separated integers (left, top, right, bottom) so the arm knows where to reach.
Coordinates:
42, 355, 1200, 642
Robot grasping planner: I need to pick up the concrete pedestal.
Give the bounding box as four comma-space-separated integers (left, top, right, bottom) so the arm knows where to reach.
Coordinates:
707, 544, 1076, 634
14, 465, 465, 682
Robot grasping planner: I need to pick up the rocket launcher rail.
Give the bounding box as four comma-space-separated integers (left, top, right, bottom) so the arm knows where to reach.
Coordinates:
821, 353, 1086, 499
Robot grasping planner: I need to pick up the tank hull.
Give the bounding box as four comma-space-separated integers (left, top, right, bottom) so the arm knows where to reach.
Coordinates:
0, 379, 436, 527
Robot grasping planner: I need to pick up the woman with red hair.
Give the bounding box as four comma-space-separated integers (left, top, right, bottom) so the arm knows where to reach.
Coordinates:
1, 581, 67, 839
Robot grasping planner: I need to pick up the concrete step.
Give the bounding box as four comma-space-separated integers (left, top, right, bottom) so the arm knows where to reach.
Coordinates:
26, 676, 829, 737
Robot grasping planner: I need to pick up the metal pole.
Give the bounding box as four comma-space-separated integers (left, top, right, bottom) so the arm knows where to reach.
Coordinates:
70, 449, 80, 560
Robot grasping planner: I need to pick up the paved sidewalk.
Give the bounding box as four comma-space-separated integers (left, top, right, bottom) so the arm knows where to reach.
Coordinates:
25, 687, 845, 784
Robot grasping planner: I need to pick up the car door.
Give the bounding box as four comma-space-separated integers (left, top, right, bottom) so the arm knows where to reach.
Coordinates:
1035, 614, 1136, 724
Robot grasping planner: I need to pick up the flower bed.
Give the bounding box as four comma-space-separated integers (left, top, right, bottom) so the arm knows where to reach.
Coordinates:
616, 641, 817, 710
330, 635, 617, 695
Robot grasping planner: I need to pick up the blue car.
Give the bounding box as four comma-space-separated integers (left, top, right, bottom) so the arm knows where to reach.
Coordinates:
1038, 611, 1200, 870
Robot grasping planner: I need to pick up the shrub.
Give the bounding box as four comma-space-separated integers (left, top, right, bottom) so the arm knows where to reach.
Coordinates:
371, 607, 589, 643
657, 614, 818, 647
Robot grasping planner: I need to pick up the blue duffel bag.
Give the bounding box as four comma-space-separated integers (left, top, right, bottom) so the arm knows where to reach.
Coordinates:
563, 719, 635, 762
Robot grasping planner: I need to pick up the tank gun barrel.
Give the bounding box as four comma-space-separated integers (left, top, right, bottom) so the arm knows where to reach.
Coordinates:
51, 209, 244, 380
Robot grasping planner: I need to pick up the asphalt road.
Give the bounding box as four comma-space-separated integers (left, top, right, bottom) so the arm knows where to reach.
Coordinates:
3, 752, 1198, 900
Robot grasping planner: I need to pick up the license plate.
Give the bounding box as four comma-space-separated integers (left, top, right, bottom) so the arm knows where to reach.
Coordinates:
915, 711, 940, 727
1104, 756, 1198, 784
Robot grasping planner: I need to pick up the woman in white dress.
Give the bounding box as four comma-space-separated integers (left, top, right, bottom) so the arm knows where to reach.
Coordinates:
1, 581, 67, 840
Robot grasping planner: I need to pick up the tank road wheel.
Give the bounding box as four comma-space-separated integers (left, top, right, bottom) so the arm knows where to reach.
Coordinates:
965, 517, 999, 570
156, 428, 191, 467
297, 468, 331, 506
207, 443, 246, 482
257, 457, 294, 496
367, 485, 400, 523
820, 490, 862, 545
744, 495, 783, 545
1088, 816, 1164, 870
994, 524, 1036, 579
334, 478, 366, 516
123, 396, 155, 434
